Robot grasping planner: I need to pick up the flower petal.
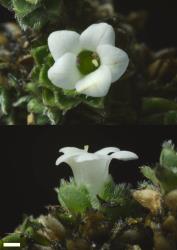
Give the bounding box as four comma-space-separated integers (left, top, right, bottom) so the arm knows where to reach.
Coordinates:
80, 23, 115, 51
48, 53, 81, 89
59, 147, 85, 155
56, 154, 76, 166
97, 44, 129, 82
56, 147, 86, 165
111, 151, 138, 161
76, 65, 112, 97
48, 30, 80, 61
73, 157, 111, 195
75, 152, 105, 163
96, 147, 120, 155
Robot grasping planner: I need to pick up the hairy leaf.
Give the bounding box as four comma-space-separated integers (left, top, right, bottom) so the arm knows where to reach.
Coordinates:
140, 166, 159, 186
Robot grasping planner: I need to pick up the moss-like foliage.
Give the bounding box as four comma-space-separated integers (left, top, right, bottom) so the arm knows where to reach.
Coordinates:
57, 179, 92, 215
141, 140, 177, 193
0, 0, 62, 30
1, 141, 177, 249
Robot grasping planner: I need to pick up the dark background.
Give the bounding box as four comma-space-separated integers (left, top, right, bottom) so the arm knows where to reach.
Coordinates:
115, 0, 177, 49
0, 126, 177, 235
0, 0, 177, 49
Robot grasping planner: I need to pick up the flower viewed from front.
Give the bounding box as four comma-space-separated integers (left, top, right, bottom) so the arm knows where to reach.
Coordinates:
48, 23, 129, 97
56, 146, 138, 196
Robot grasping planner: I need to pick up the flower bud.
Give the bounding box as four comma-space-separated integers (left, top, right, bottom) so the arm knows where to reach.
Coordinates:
163, 215, 177, 239
133, 189, 161, 214
38, 215, 65, 241
154, 232, 175, 250
164, 189, 177, 211
160, 141, 177, 169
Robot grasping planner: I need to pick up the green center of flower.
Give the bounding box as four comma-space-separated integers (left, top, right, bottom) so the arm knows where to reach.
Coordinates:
77, 50, 101, 75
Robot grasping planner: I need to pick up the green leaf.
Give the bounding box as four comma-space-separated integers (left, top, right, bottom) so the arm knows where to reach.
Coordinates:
142, 97, 177, 115
13, 96, 30, 107
1, 0, 61, 31
31, 66, 40, 80
25, 226, 50, 246
0, 0, 12, 9
100, 180, 131, 206
39, 64, 53, 88
8, 74, 20, 88
42, 87, 81, 112
18, 219, 50, 247
17, 7, 47, 30
31, 46, 49, 65
99, 182, 139, 219
54, 90, 81, 111
155, 166, 177, 193
164, 111, 177, 125
44, 107, 61, 125
25, 82, 40, 95
35, 113, 49, 125
160, 141, 177, 169
28, 98, 45, 114
25, 0, 41, 4
1, 233, 26, 247
99, 178, 115, 201
12, 0, 39, 17
63, 89, 78, 97
0, 240, 3, 249
42, 88, 56, 107
140, 166, 159, 186
83, 96, 105, 109
0, 62, 10, 70
0, 88, 11, 115
57, 180, 92, 215
22, 216, 44, 232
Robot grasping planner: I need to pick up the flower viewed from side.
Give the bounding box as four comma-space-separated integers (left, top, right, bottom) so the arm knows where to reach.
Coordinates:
56, 146, 138, 195
48, 23, 129, 97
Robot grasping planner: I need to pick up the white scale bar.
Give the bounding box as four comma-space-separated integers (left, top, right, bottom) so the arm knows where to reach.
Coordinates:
3, 243, 20, 247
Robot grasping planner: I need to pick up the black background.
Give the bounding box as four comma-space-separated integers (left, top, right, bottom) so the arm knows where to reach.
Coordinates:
0, 0, 177, 49
115, 0, 177, 49
0, 126, 177, 235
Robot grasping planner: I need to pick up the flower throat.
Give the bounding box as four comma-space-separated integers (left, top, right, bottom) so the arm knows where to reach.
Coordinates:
77, 50, 100, 75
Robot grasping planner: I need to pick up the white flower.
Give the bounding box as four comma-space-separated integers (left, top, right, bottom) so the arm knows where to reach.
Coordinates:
56, 146, 138, 195
48, 23, 129, 97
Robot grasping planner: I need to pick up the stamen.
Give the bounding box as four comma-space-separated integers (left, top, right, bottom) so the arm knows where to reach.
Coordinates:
77, 50, 100, 75
92, 59, 99, 67
84, 145, 89, 152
